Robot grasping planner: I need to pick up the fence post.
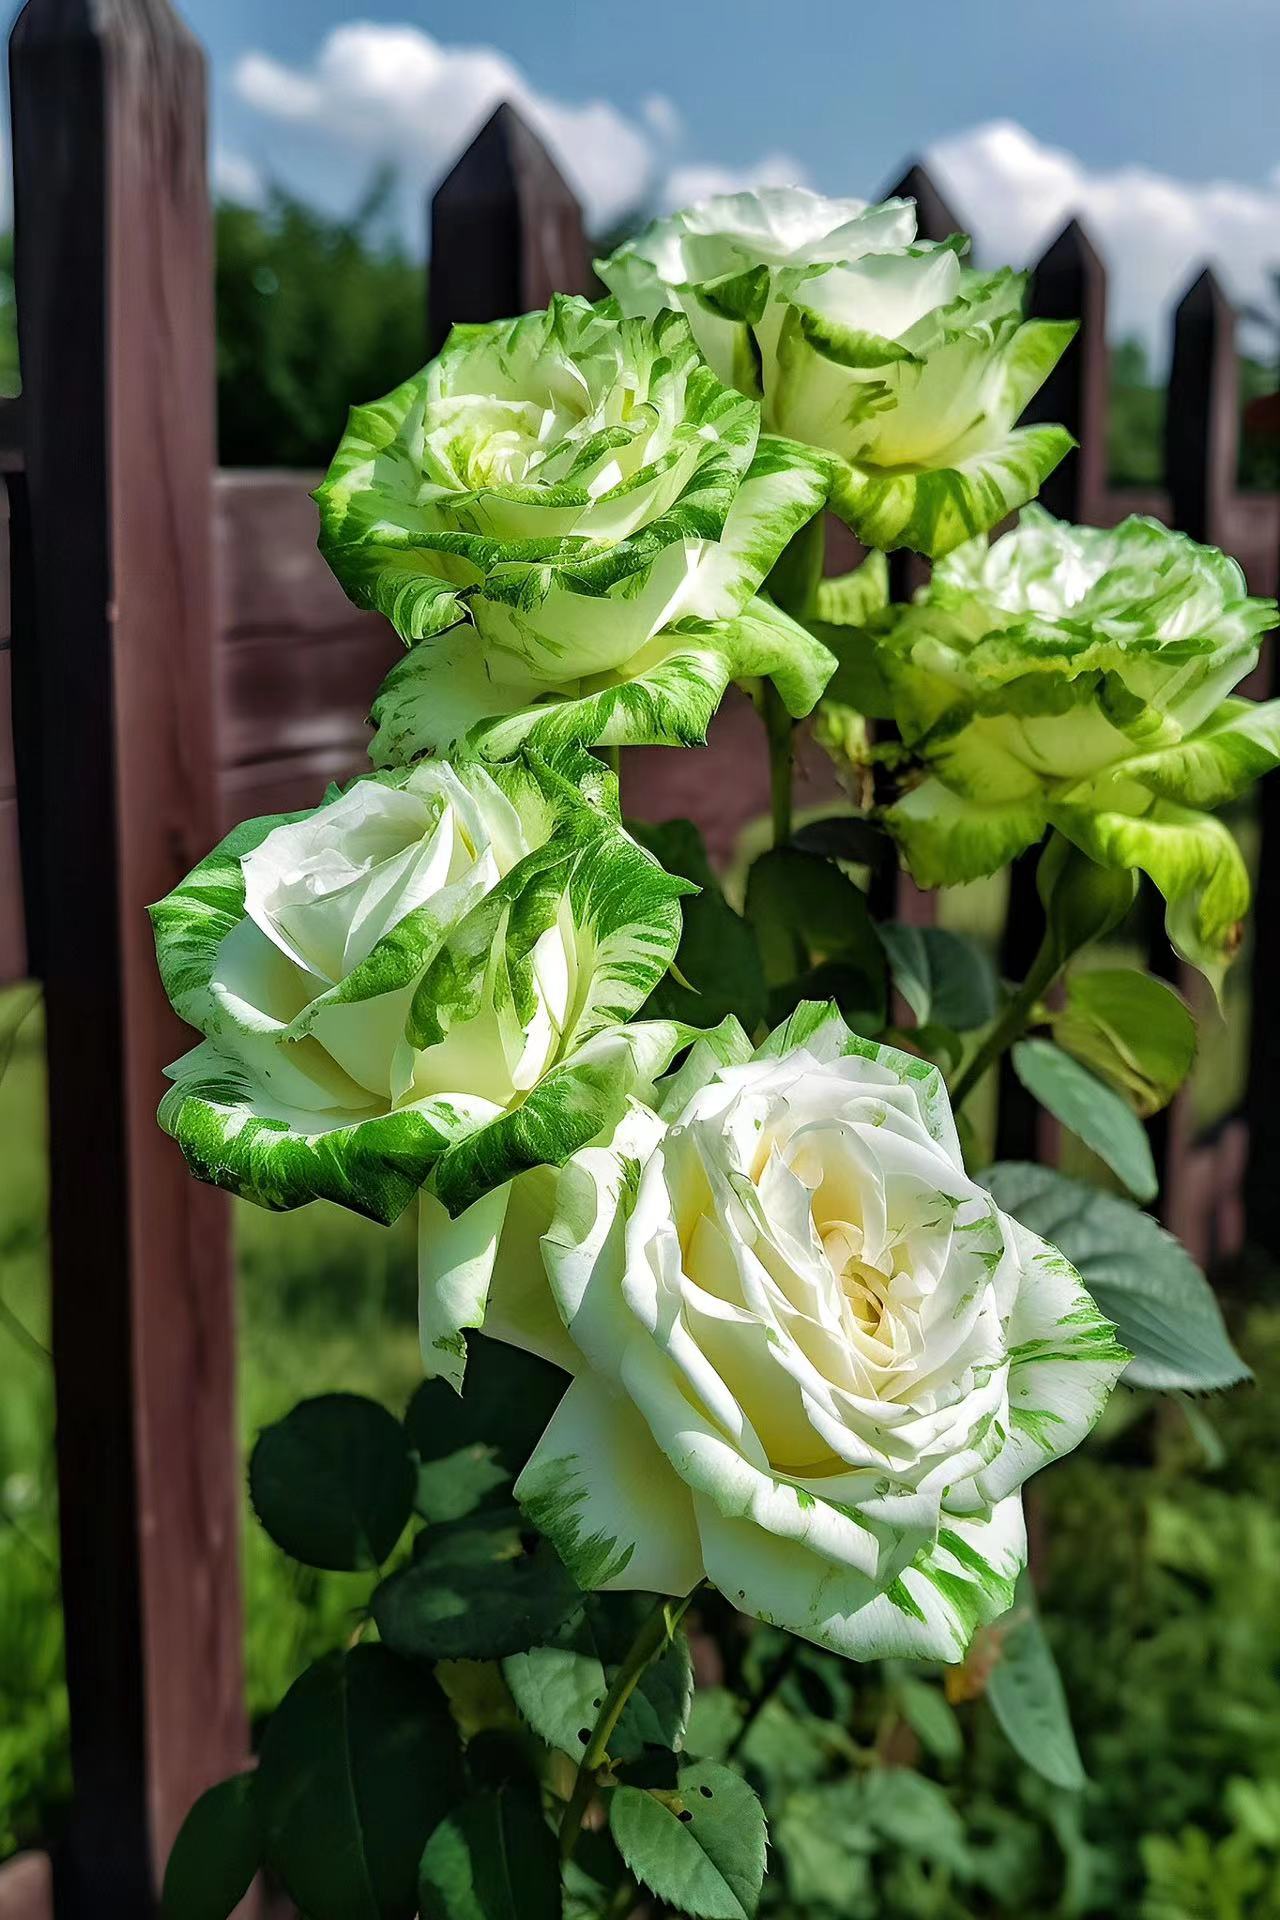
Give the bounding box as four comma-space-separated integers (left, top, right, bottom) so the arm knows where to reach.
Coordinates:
428, 102, 592, 355
993, 219, 1110, 1163
882, 159, 963, 249
1161, 268, 1240, 1259
1166, 269, 1238, 546
1023, 218, 1108, 521
9, 1, 247, 1910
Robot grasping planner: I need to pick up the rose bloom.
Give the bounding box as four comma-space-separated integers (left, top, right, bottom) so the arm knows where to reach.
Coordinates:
316, 295, 833, 762
150, 748, 690, 1385
517, 1007, 1127, 1660
599, 186, 1073, 559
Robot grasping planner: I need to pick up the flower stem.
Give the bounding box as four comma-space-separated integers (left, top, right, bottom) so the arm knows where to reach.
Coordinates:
558, 1588, 700, 1865
950, 932, 1059, 1112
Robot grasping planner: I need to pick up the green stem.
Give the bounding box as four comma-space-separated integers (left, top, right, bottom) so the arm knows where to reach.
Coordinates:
761, 683, 794, 847
950, 932, 1060, 1112
559, 1589, 699, 1865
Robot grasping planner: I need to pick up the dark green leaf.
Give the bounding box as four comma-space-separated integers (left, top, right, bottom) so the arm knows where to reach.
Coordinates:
405, 1340, 568, 1524
810, 619, 896, 718
501, 1645, 603, 1764
987, 1574, 1086, 1791
1011, 1039, 1158, 1201
791, 814, 893, 868
745, 847, 886, 1032
746, 847, 879, 982
257, 1645, 464, 1920
418, 1784, 560, 1920
1051, 967, 1197, 1116
877, 923, 999, 1032
985, 1161, 1250, 1390
767, 961, 885, 1037
162, 1773, 262, 1920
373, 1507, 582, 1662
632, 819, 767, 1031
504, 1594, 692, 1764
609, 1760, 766, 1920
249, 1394, 415, 1571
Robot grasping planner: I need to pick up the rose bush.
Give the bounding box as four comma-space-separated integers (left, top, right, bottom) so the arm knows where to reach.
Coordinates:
840, 507, 1279, 982
517, 1003, 1128, 1661
598, 186, 1074, 558
316, 294, 834, 762
150, 747, 692, 1384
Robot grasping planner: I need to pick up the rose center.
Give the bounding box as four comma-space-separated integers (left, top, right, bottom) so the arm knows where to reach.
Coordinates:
819, 1220, 892, 1334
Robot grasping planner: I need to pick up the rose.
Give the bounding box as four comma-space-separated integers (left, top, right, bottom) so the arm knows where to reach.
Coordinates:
846, 507, 1279, 982
598, 186, 1074, 558
315, 294, 834, 763
150, 747, 692, 1384
515, 1005, 1127, 1661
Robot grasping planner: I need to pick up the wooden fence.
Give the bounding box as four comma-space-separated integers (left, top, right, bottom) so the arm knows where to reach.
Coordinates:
0, 0, 1277, 1911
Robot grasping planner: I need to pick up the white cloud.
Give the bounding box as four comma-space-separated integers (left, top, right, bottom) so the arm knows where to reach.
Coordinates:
928, 120, 1280, 354
233, 23, 666, 231
214, 148, 263, 205
661, 153, 812, 212
231, 21, 813, 240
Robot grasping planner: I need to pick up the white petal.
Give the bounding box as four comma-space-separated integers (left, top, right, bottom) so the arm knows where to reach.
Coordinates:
516, 1372, 704, 1594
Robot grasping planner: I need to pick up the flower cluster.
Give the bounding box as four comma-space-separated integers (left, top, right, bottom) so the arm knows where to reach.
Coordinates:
151, 184, 1276, 1670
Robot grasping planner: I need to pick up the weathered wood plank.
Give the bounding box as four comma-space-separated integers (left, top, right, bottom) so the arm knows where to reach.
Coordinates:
1025, 218, 1109, 523
9, 3, 248, 1911
1159, 267, 1243, 1236
0, 1852, 53, 1920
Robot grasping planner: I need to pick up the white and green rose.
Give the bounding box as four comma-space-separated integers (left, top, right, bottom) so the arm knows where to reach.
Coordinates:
150, 747, 694, 1385
598, 186, 1074, 558
316, 294, 834, 763
850, 507, 1280, 982
515, 1004, 1127, 1661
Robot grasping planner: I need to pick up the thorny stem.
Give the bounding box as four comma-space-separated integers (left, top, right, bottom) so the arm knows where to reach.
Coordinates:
559, 1588, 700, 1865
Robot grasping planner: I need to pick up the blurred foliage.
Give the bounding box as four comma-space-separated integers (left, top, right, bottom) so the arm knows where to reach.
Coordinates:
215, 170, 426, 468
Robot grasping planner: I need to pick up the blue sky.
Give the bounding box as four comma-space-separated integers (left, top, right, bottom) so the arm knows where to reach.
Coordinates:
183, 0, 1280, 350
